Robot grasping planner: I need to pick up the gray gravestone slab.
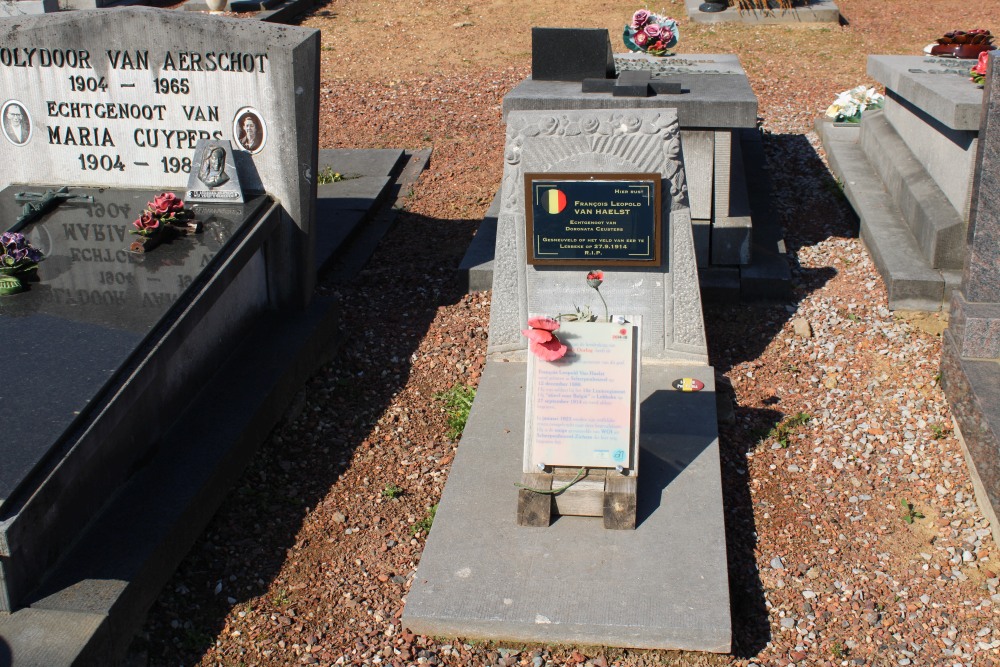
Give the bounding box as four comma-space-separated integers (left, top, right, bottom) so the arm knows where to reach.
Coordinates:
318, 148, 405, 178
615, 52, 746, 76
959, 55, 1000, 308
403, 359, 730, 651
868, 56, 984, 131
503, 54, 757, 129
531, 27, 615, 82
0, 8, 319, 307
681, 130, 713, 220
942, 51, 1000, 547
488, 109, 707, 363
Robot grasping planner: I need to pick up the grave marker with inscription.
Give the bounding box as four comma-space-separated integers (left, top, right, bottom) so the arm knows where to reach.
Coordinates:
0, 8, 319, 305
0, 7, 319, 618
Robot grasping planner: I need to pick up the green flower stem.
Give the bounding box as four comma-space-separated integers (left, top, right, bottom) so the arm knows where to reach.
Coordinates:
515, 467, 587, 495
595, 287, 609, 322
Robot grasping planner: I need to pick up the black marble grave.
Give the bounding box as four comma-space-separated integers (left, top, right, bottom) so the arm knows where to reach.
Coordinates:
0, 186, 275, 611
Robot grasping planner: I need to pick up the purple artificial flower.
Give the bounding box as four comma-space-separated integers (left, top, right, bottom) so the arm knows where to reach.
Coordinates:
644, 23, 662, 39
632, 9, 651, 27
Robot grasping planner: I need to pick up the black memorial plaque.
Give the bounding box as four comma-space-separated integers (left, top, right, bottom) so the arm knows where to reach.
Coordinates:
524, 173, 662, 266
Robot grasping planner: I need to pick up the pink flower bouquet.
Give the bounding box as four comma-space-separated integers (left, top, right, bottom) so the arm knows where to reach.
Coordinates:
623, 9, 679, 57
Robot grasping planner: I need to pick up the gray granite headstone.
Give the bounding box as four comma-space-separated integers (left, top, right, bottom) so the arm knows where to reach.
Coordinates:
950, 51, 1000, 356
0, 8, 319, 306
941, 50, 1000, 548
531, 27, 615, 82
488, 109, 707, 364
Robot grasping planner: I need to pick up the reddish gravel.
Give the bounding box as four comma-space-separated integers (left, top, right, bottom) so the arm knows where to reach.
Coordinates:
136, 1, 1000, 666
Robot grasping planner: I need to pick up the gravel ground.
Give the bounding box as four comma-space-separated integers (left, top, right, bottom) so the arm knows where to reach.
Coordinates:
136, 0, 1000, 665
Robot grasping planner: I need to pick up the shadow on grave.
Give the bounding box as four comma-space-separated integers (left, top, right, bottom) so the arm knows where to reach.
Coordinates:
704, 130, 858, 657
130, 209, 480, 664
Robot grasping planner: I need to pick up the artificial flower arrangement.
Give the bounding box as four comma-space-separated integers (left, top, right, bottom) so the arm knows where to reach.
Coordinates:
522, 270, 622, 361
971, 50, 991, 86
825, 85, 884, 124
130, 192, 200, 253
623, 9, 679, 57
0, 231, 44, 295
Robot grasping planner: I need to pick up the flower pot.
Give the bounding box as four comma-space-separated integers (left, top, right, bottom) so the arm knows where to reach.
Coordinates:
0, 267, 36, 295
0, 272, 23, 296
205, 0, 227, 12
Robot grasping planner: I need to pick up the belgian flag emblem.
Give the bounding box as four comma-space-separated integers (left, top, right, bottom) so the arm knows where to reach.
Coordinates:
543, 188, 567, 214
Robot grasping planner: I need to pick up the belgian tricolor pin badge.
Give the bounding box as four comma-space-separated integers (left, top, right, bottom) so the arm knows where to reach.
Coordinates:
671, 377, 705, 392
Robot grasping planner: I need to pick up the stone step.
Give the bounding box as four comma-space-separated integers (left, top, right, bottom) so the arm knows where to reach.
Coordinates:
859, 110, 966, 269
313, 149, 411, 275
817, 117, 959, 311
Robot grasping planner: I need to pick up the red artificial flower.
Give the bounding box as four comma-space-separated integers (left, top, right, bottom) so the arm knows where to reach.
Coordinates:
633, 31, 649, 47
974, 50, 989, 76
586, 270, 604, 288
150, 192, 185, 216
132, 211, 160, 235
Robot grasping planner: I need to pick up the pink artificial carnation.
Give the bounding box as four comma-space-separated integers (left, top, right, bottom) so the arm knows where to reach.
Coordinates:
643, 23, 661, 39
631, 9, 651, 28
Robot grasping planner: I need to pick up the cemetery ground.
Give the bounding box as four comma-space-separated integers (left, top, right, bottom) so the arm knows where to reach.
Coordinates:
133, 0, 1000, 665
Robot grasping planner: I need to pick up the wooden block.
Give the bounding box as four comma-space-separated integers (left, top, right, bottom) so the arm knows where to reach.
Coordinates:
603, 473, 637, 530
552, 467, 605, 517
517, 472, 553, 527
